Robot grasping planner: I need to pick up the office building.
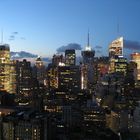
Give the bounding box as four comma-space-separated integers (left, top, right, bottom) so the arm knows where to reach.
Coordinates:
81, 33, 95, 89
65, 49, 76, 66
47, 64, 58, 89
34, 57, 46, 84
106, 109, 128, 133
1, 111, 55, 140
0, 44, 11, 93
131, 52, 140, 81
16, 59, 33, 96
109, 56, 127, 74
58, 65, 81, 91
109, 37, 123, 59
9, 60, 18, 94
52, 54, 64, 66
94, 57, 109, 82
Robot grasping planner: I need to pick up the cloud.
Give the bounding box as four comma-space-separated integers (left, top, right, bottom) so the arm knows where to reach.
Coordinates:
10, 35, 15, 38
9, 38, 15, 41
95, 45, 102, 49
96, 50, 102, 53
9, 32, 17, 41
12, 32, 18, 35
124, 40, 140, 50
11, 51, 38, 59
9, 35, 15, 41
57, 43, 81, 52
20, 37, 26, 40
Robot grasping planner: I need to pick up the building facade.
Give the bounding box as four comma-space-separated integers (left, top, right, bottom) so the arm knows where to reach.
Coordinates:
65, 49, 76, 66
81, 34, 95, 89
131, 52, 140, 81
0, 44, 12, 93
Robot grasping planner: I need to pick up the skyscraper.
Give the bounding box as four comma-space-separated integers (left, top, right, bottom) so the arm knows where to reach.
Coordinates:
1, 111, 49, 140
65, 49, 76, 66
52, 54, 64, 66
109, 37, 124, 73
0, 44, 11, 93
81, 32, 95, 89
9, 60, 18, 94
34, 57, 46, 84
58, 65, 81, 91
131, 52, 140, 81
114, 56, 127, 75
46, 63, 58, 89
109, 37, 123, 59
16, 59, 33, 96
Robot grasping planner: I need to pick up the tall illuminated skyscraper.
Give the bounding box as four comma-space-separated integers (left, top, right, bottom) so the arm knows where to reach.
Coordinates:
109, 37, 124, 73
34, 57, 45, 84
65, 49, 76, 66
109, 37, 123, 59
17, 59, 33, 96
52, 54, 64, 66
0, 44, 11, 93
9, 60, 18, 94
131, 52, 140, 81
81, 32, 95, 89
58, 65, 81, 91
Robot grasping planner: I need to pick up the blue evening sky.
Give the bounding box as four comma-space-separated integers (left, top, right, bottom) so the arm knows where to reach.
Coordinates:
0, 0, 140, 57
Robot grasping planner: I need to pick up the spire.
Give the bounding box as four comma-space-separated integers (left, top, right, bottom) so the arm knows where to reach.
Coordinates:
85, 29, 92, 51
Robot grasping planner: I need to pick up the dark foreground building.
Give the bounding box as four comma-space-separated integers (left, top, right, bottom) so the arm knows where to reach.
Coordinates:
0, 110, 56, 140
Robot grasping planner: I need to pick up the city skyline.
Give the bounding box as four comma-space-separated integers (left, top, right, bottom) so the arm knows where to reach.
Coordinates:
0, 0, 140, 57
1, 5, 140, 138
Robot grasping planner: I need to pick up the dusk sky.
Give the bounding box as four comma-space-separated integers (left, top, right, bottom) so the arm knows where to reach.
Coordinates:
0, 0, 140, 57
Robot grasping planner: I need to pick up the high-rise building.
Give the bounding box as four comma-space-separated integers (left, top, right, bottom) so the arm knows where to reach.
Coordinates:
94, 57, 109, 82
114, 56, 127, 74
109, 55, 127, 74
46, 54, 64, 89
131, 52, 140, 81
58, 65, 81, 91
109, 36, 139, 60
1, 111, 55, 140
9, 60, 18, 94
0, 44, 18, 94
108, 37, 127, 74
47, 51, 79, 91
0, 44, 11, 93
34, 57, 46, 84
109, 37, 123, 59
81, 33, 95, 89
47, 64, 58, 89
16, 59, 33, 96
52, 54, 64, 66
65, 49, 76, 66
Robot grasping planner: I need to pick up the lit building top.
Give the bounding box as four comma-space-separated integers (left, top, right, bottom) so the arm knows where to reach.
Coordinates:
85, 46, 92, 51
109, 37, 123, 58
65, 49, 76, 66
131, 52, 140, 59
82, 32, 95, 64
52, 54, 64, 66
36, 56, 42, 62
0, 44, 10, 51
0, 43, 11, 93
35, 56, 44, 67
131, 52, 140, 80
84, 31, 93, 52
